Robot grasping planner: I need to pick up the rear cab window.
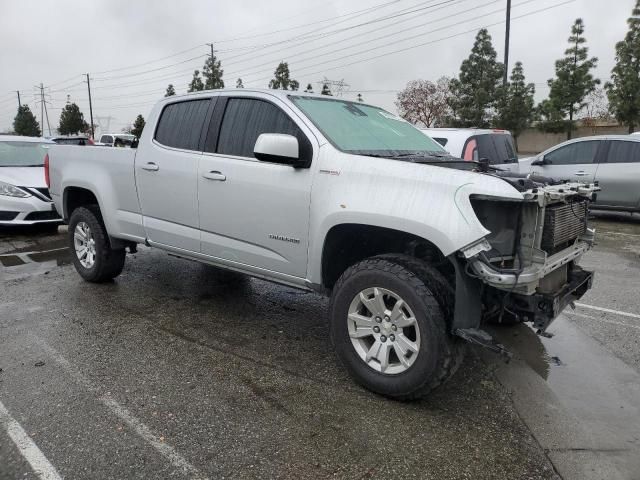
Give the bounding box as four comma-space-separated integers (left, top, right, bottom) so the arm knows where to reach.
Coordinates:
154, 99, 211, 151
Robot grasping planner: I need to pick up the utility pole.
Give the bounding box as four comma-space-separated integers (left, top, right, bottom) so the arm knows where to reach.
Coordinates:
503, 0, 512, 86
38, 83, 52, 136
85, 73, 95, 139
206, 43, 216, 60
16, 91, 21, 108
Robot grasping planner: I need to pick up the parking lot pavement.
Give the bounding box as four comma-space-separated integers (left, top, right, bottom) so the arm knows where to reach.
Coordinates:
0, 214, 638, 479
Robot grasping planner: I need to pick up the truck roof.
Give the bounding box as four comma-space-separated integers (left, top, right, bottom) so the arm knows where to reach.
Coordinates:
160, 88, 361, 103
0, 135, 54, 143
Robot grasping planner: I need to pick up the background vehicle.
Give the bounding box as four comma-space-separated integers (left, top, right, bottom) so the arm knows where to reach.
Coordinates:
48, 90, 597, 400
50, 135, 94, 146
96, 133, 136, 147
420, 128, 518, 170
529, 135, 640, 212
0, 136, 61, 226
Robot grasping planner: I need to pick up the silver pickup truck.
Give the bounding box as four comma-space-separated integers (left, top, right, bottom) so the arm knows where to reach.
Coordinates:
48, 89, 598, 400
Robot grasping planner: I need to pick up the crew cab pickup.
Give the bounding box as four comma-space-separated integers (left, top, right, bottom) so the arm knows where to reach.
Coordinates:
48, 89, 598, 400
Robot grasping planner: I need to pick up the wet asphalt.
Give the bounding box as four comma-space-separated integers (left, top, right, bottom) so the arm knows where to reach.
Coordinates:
0, 213, 639, 480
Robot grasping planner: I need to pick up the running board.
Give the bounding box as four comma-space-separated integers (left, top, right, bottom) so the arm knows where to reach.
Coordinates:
454, 328, 513, 362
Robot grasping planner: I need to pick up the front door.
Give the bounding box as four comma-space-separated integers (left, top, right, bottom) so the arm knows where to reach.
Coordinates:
135, 98, 211, 251
532, 139, 602, 183
197, 96, 315, 278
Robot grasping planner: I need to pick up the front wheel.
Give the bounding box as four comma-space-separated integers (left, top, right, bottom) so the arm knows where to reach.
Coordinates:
68, 206, 125, 283
329, 255, 463, 400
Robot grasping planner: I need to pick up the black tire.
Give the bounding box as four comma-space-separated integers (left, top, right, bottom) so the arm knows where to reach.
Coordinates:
329, 254, 464, 401
68, 206, 125, 283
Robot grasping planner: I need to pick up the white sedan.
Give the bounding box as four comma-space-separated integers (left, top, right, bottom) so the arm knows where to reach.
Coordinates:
0, 136, 62, 226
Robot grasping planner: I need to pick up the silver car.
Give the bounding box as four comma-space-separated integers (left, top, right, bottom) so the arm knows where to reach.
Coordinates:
530, 135, 640, 213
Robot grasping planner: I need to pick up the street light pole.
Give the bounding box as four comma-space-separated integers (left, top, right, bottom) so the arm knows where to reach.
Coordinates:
86, 73, 95, 139
503, 0, 512, 86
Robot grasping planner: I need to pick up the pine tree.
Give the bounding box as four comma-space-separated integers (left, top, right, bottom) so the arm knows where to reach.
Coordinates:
495, 62, 535, 148
357, 93, 363, 102
304, 83, 313, 93
131, 115, 145, 138
165, 84, 176, 97
202, 55, 225, 90
321, 83, 332, 96
13, 105, 41, 136
236, 78, 244, 88
449, 28, 504, 127
58, 103, 89, 135
269, 62, 299, 90
545, 19, 600, 139
188, 70, 205, 92
606, 1, 640, 133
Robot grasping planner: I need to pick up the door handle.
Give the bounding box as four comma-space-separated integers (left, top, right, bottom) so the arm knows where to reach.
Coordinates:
141, 162, 159, 171
574, 171, 589, 176
203, 171, 226, 181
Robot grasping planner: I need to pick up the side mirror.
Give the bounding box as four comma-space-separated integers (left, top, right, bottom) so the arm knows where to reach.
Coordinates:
254, 133, 301, 166
530, 157, 547, 166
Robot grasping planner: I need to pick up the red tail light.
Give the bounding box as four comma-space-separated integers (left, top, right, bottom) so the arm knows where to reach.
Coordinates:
44, 153, 50, 188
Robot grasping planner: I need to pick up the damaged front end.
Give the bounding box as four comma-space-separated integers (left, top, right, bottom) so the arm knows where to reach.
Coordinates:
453, 177, 598, 350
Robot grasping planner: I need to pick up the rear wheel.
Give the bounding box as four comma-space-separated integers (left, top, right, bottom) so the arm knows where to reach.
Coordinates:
68, 206, 125, 282
329, 255, 464, 400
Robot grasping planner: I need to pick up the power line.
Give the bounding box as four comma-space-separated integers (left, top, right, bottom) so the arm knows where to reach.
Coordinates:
92, 54, 208, 82
91, 44, 208, 75
257, 0, 575, 83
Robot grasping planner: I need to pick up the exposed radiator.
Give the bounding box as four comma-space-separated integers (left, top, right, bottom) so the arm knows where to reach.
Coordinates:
541, 201, 587, 252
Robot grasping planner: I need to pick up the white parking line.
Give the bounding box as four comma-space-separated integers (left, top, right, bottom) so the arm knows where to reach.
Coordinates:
565, 310, 640, 330
0, 400, 62, 480
575, 302, 640, 320
34, 339, 208, 480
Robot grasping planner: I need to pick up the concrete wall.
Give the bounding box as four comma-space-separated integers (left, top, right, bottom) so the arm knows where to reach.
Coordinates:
517, 124, 630, 155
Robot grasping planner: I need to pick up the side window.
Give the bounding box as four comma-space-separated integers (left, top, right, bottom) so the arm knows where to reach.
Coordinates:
154, 99, 210, 151
605, 141, 640, 164
100, 135, 112, 144
215, 98, 310, 160
545, 141, 599, 165
433, 137, 448, 147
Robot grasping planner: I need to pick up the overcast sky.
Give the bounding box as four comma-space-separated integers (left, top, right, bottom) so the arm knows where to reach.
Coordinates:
0, 0, 634, 135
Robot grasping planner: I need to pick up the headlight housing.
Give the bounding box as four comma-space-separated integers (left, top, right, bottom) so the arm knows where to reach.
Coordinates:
0, 181, 30, 198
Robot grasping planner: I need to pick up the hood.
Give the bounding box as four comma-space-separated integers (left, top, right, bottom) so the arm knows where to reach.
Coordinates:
0, 166, 46, 188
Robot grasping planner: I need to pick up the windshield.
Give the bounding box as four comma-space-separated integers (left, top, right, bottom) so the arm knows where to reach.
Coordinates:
0, 141, 48, 167
290, 96, 445, 157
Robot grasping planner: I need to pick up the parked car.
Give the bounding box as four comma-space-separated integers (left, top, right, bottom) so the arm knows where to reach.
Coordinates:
528, 135, 640, 212
49, 135, 94, 146
0, 136, 61, 226
48, 90, 598, 399
95, 133, 136, 147
420, 128, 519, 170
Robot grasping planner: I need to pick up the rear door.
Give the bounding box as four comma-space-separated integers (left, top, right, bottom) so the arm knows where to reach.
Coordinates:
532, 140, 602, 182
197, 95, 315, 278
135, 98, 212, 251
594, 139, 640, 209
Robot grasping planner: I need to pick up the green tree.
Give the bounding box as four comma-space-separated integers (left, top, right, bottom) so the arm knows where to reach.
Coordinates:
165, 84, 176, 97
304, 83, 314, 93
269, 62, 299, 90
13, 105, 41, 136
202, 55, 225, 89
131, 115, 145, 138
606, 1, 640, 133
321, 83, 332, 96
449, 28, 504, 127
545, 18, 600, 139
58, 103, 89, 135
495, 62, 535, 148
188, 70, 204, 92
236, 78, 244, 88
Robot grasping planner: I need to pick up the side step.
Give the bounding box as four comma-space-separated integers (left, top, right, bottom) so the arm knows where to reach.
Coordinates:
455, 328, 513, 362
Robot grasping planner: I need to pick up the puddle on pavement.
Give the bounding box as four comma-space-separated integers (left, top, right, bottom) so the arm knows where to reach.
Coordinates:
0, 237, 71, 279
489, 318, 640, 453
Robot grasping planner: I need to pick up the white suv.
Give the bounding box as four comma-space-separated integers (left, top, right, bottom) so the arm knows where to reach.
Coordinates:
421, 128, 519, 171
